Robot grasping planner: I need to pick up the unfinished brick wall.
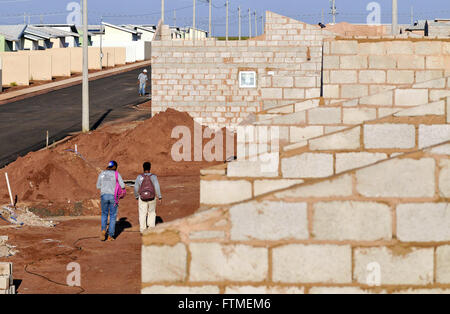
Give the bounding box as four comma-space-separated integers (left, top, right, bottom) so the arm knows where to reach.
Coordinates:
142, 142, 450, 294
323, 38, 450, 103
200, 96, 450, 205
151, 12, 334, 130
0, 262, 14, 294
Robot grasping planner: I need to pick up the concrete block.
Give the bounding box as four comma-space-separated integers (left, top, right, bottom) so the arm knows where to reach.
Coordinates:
364, 124, 416, 149
254, 179, 304, 196
274, 174, 353, 198
359, 42, 386, 55
354, 247, 434, 285
397, 203, 450, 242
359, 70, 386, 84
290, 126, 323, 143
262, 88, 283, 99
0, 263, 12, 276
190, 243, 268, 282
272, 245, 352, 284
310, 127, 360, 151
309, 287, 382, 294
413, 78, 446, 89
142, 244, 187, 283
418, 125, 450, 149
360, 90, 393, 106
437, 246, 450, 284
341, 85, 368, 99
330, 70, 357, 84
330, 41, 358, 54
340, 55, 367, 69
397, 55, 425, 69
308, 108, 341, 125
439, 159, 450, 198
395, 89, 429, 107
343, 108, 377, 124
284, 88, 305, 100
387, 70, 415, 84
416, 70, 444, 83
230, 201, 309, 241
356, 158, 436, 198
395, 100, 445, 117
323, 55, 340, 69
386, 41, 413, 54
273, 76, 294, 88
200, 180, 252, 205
415, 41, 442, 55
227, 159, 279, 178
368, 55, 396, 69
142, 286, 220, 294
313, 201, 392, 241
282, 153, 334, 178
323, 85, 340, 98
295, 76, 316, 88
336, 152, 387, 173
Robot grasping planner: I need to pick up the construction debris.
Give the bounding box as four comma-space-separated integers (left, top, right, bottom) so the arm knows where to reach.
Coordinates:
0, 205, 55, 228
0, 236, 17, 258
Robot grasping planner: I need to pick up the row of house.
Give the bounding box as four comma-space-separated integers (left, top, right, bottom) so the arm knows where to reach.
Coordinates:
0, 22, 208, 52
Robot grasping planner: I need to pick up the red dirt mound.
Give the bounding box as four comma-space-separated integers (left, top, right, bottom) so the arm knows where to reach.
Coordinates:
0, 109, 234, 217
0, 149, 99, 215
59, 108, 234, 178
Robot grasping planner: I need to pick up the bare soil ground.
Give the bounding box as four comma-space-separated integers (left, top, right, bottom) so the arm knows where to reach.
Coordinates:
0, 105, 228, 294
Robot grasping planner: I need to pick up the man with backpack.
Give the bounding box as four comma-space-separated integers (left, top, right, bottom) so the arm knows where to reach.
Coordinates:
134, 162, 162, 233
96, 161, 126, 242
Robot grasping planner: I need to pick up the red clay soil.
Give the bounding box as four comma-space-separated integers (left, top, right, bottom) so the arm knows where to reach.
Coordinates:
0, 108, 233, 217
0, 109, 233, 293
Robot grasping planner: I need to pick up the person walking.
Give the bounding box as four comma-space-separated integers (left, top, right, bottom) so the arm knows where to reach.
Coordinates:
134, 162, 162, 233
96, 161, 126, 241
138, 69, 149, 97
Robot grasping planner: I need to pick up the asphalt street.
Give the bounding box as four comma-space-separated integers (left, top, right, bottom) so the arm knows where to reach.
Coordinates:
0, 66, 151, 168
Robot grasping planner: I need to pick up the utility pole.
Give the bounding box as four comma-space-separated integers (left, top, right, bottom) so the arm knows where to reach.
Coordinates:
100, 15, 103, 69
254, 11, 257, 37
174, 9, 176, 27
330, 0, 337, 25
193, 0, 196, 41
260, 15, 263, 35
238, 6, 241, 40
248, 9, 252, 38
209, 0, 212, 38
410, 6, 414, 25
82, 0, 89, 133
392, 0, 398, 35
161, 0, 165, 23
226, 0, 229, 40
23, 13, 26, 24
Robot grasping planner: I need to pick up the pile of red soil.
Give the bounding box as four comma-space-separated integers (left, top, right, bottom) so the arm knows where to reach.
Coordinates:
0, 109, 234, 216
0, 149, 99, 215
59, 108, 234, 179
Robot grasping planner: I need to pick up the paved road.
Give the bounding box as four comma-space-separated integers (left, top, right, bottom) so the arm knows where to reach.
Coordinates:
0, 66, 151, 168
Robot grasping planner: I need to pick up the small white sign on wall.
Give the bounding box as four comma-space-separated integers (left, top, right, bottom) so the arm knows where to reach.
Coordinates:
239, 71, 257, 88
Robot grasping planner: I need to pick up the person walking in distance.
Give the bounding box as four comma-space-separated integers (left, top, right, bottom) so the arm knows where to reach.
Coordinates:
97, 161, 126, 241
138, 69, 148, 97
134, 162, 162, 233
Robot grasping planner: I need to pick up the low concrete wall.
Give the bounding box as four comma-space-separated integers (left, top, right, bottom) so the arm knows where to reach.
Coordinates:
88, 47, 101, 70
69, 47, 82, 73
0, 52, 29, 86
102, 47, 116, 68
29, 51, 52, 81
49, 48, 71, 77
115, 47, 126, 65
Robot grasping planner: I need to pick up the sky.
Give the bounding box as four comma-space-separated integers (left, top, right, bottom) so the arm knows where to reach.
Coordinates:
0, 0, 450, 36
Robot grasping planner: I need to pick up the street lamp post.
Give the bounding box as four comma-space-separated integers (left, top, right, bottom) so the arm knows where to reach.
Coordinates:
82, 0, 89, 133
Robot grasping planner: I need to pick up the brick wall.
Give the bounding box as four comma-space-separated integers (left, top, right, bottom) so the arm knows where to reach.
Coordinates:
323, 38, 450, 103
200, 96, 450, 205
142, 142, 450, 294
151, 12, 334, 130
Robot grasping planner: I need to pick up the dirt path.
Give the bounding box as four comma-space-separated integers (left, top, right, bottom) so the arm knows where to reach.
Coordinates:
0, 175, 200, 294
